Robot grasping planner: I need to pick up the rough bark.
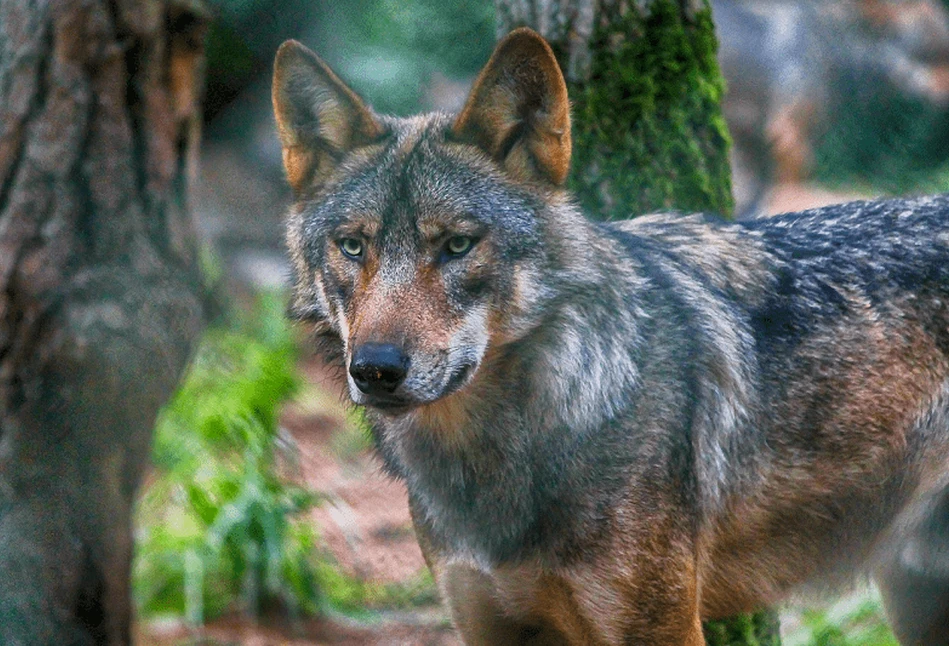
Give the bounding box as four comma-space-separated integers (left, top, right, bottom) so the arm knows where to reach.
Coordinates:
0, 0, 207, 643
497, 1, 780, 644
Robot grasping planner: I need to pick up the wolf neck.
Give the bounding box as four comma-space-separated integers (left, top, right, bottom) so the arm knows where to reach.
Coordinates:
374, 238, 647, 563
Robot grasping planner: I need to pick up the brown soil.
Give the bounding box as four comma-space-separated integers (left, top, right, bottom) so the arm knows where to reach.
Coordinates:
138, 613, 455, 646
286, 361, 431, 588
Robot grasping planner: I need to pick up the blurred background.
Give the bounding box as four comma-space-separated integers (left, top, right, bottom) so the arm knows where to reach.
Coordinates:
134, 1, 949, 644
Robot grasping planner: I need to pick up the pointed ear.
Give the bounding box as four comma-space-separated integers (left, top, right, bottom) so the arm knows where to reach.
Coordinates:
272, 40, 382, 194
452, 28, 571, 185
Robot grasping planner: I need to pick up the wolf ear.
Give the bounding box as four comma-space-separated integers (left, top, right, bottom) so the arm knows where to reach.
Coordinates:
272, 40, 382, 194
452, 28, 571, 185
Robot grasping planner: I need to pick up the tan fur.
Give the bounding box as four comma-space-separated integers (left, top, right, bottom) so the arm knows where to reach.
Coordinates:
348, 267, 455, 350
428, 501, 705, 645
272, 40, 382, 194
700, 316, 949, 618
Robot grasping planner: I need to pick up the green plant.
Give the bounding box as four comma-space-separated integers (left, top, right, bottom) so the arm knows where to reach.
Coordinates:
315, 565, 438, 618
134, 293, 321, 622
784, 593, 898, 646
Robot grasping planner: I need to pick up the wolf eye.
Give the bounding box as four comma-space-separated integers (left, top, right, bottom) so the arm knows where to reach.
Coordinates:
339, 238, 363, 259
445, 235, 475, 258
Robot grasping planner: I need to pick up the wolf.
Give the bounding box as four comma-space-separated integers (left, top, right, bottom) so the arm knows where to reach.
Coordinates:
272, 28, 949, 645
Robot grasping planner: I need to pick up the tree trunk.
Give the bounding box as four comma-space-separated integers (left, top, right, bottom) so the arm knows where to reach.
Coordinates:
497, 0, 733, 219
0, 0, 207, 643
496, 1, 780, 644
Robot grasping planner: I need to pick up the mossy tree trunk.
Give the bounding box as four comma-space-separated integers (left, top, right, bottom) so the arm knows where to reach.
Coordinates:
496, 1, 780, 644
0, 0, 207, 643
497, 0, 734, 219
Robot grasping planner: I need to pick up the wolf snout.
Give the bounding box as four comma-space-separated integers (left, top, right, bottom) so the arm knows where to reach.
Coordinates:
349, 343, 410, 395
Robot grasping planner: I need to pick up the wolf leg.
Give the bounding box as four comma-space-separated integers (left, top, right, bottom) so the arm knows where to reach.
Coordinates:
439, 560, 704, 646
440, 564, 571, 645
876, 487, 949, 646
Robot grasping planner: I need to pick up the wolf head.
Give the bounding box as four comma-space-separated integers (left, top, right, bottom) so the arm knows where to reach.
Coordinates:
273, 30, 584, 414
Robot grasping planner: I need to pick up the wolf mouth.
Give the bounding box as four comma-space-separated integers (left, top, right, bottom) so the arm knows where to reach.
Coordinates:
364, 396, 412, 414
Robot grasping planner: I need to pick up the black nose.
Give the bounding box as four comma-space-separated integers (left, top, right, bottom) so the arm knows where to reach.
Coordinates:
349, 343, 409, 395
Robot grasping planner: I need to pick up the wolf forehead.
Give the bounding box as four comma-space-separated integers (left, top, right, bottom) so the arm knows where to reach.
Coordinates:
291, 114, 546, 257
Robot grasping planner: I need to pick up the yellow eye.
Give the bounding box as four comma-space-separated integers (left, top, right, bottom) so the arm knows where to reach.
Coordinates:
340, 238, 363, 259
446, 235, 474, 257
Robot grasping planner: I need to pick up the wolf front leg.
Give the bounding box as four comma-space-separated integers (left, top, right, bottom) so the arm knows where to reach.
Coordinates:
556, 540, 706, 646
876, 486, 949, 646
440, 564, 560, 645
436, 554, 705, 646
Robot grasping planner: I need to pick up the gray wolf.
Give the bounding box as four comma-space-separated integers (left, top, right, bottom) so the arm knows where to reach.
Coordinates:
272, 28, 949, 645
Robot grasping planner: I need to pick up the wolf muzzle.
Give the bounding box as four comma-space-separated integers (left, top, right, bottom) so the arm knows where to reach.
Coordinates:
349, 342, 410, 396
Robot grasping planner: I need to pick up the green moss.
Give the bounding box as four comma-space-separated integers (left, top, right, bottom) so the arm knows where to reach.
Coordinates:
567, 1, 734, 219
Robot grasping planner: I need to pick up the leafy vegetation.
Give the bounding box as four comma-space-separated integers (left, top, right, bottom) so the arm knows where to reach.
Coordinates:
315, 566, 438, 618
133, 292, 320, 622
783, 592, 898, 646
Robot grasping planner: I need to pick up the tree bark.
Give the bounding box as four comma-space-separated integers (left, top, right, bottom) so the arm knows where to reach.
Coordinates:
0, 0, 207, 643
496, 1, 780, 644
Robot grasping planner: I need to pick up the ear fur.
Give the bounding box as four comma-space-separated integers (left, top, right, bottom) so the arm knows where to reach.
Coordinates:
453, 28, 571, 185
272, 40, 382, 194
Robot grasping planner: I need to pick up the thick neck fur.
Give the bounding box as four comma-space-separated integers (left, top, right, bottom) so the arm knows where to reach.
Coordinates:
364, 211, 657, 566
320, 194, 949, 571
